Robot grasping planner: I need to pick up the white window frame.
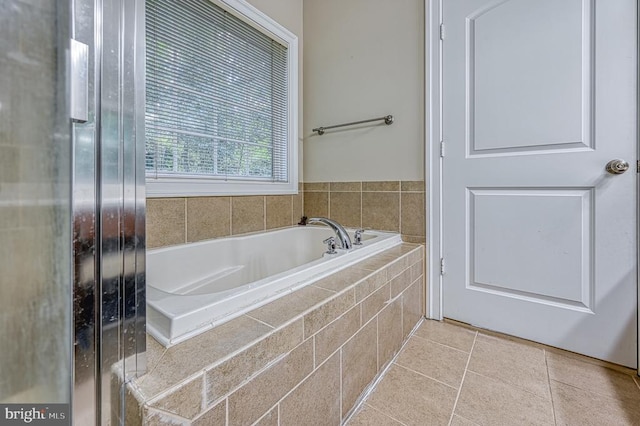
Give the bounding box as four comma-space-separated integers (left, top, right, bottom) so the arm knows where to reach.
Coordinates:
144, 0, 299, 197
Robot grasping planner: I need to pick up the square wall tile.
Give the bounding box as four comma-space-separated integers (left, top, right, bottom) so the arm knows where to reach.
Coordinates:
362, 192, 400, 232
266, 195, 292, 230
186, 197, 230, 242
147, 198, 185, 248
232, 196, 265, 235
329, 191, 361, 228
303, 191, 328, 218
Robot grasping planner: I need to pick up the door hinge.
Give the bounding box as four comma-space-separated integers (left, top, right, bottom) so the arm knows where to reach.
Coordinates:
440, 141, 445, 158
636, 160, 640, 173
440, 258, 446, 275
439, 24, 445, 40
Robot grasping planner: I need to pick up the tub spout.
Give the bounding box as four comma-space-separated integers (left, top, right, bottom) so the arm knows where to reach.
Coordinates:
308, 217, 353, 250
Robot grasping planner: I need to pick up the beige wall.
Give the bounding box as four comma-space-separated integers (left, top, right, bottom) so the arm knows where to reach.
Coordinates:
246, 0, 304, 180
303, 0, 424, 182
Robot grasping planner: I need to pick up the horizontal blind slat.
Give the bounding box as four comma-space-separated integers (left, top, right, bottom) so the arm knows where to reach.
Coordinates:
146, 0, 289, 182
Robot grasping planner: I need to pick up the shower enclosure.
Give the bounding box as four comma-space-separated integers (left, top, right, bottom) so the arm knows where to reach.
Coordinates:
1, 0, 147, 424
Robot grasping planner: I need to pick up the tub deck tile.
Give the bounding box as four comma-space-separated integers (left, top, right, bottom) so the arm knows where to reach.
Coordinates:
313, 266, 373, 293
135, 315, 272, 399
246, 285, 334, 328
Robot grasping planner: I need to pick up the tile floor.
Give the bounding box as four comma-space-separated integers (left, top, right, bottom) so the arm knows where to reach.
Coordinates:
347, 320, 640, 426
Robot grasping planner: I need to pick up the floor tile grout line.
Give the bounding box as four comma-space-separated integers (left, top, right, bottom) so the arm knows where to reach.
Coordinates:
543, 349, 559, 426
410, 333, 471, 355
392, 362, 458, 391
448, 331, 478, 426
363, 403, 409, 426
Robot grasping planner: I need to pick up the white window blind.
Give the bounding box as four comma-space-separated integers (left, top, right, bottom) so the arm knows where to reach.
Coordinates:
145, 0, 289, 184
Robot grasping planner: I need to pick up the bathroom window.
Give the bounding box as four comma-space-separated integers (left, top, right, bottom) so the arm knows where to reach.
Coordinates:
145, 0, 298, 196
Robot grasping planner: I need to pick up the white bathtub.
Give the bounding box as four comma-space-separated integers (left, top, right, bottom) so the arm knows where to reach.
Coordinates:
146, 226, 401, 346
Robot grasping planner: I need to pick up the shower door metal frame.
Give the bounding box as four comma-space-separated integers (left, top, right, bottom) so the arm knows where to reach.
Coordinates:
72, 0, 146, 424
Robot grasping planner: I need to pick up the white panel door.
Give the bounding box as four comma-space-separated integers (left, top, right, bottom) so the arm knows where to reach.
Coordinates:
442, 0, 638, 367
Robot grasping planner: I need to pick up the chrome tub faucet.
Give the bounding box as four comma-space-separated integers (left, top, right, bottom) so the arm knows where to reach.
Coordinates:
308, 217, 353, 250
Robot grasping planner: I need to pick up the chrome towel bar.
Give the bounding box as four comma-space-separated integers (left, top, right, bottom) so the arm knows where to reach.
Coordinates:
312, 115, 393, 136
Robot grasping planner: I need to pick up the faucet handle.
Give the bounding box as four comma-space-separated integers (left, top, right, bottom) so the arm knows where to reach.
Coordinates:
322, 237, 337, 254
354, 229, 365, 245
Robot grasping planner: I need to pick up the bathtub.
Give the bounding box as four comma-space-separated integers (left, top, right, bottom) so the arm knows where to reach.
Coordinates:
146, 226, 402, 346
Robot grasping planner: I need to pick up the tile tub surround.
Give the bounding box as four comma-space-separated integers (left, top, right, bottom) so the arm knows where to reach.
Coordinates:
347, 320, 640, 426
146, 186, 304, 249
303, 181, 426, 244
125, 244, 424, 425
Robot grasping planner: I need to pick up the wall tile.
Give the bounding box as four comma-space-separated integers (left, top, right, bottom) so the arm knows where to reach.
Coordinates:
341, 319, 377, 418
377, 297, 403, 370
304, 182, 329, 191
192, 400, 226, 426
144, 408, 190, 425
354, 269, 387, 302
330, 182, 362, 192
362, 192, 399, 232
401, 192, 425, 237
390, 268, 412, 299
147, 198, 185, 248
186, 197, 231, 242
402, 279, 424, 338
304, 289, 356, 338
401, 180, 425, 192
314, 306, 361, 365
362, 181, 400, 192
329, 191, 361, 228
293, 192, 304, 224
361, 283, 391, 325
227, 339, 314, 426
254, 407, 278, 426
232, 196, 265, 235
279, 352, 341, 426
303, 191, 328, 218
205, 320, 304, 404
401, 235, 426, 244
150, 376, 203, 419
266, 195, 292, 230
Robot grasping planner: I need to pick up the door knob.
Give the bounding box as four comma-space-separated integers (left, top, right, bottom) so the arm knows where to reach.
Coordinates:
606, 159, 629, 175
